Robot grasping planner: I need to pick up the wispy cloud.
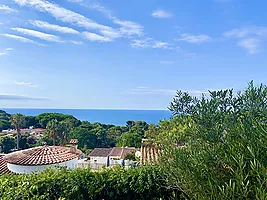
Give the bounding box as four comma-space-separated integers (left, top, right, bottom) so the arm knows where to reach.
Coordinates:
69, 41, 83, 45
82, 32, 112, 42
151, 9, 172, 19
237, 38, 261, 54
0, 48, 13, 56
131, 38, 173, 49
160, 61, 174, 64
13, 0, 112, 31
0, 94, 47, 101
0, 5, 18, 13
177, 34, 211, 44
14, 81, 38, 88
131, 87, 209, 96
11, 28, 62, 42
224, 26, 267, 54
30, 20, 80, 34
1, 33, 43, 45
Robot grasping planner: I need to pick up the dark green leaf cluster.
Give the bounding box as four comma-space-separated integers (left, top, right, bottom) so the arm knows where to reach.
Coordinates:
0, 166, 180, 200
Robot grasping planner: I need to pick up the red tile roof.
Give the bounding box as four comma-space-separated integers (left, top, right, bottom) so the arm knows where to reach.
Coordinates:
0, 155, 10, 174
109, 147, 137, 159
69, 139, 78, 144
4, 146, 82, 166
109, 147, 123, 157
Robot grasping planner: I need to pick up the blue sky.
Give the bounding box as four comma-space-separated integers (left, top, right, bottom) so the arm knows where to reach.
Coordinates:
0, 0, 267, 110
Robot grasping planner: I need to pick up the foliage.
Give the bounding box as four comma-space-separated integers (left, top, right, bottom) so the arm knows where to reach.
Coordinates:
10, 113, 25, 150
0, 135, 15, 153
46, 119, 61, 146
149, 81, 267, 199
0, 166, 180, 200
70, 127, 98, 149
117, 132, 142, 148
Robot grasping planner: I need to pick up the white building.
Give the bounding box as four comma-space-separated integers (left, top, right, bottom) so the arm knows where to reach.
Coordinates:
88, 148, 112, 170
3, 145, 82, 174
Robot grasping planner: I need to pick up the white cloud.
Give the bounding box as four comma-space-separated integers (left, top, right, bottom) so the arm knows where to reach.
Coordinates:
160, 61, 174, 64
1, 33, 43, 45
131, 87, 209, 96
11, 28, 62, 42
177, 34, 211, 44
185, 53, 196, 56
0, 94, 47, 100
30, 20, 79, 34
224, 26, 267, 53
70, 41, 83, 45
13, 0, 112, 31
82, 32, 112, 42
0, 48, 13, 56
151, 9, 172, 19
131, 38, 173, 49
80, 3, 144, 39
237, 38, 261, 54
14, 81, 37, 88
0, 5, 18, 13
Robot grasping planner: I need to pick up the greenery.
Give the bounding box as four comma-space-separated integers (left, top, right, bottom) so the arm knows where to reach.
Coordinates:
147, 81, 267, 199
0, 111, 149, 153
0, 166, 180, 200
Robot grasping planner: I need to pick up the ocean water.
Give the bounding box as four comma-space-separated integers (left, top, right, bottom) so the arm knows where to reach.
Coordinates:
1, 108, 172, 126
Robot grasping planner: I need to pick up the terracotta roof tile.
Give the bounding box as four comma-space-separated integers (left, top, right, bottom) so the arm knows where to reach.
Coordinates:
0, 155, 10, 174
109, 147, 123, 157
4, 146, 82, 166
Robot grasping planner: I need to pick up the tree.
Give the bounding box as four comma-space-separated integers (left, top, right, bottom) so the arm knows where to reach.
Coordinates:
70, 127, 97, 149
46, 119, 61, 146
117, 132, 142, 148
10, 113, 25, 150
0, 135, 16, 153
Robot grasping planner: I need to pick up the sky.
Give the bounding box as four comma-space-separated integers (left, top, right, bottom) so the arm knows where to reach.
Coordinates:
0, 0, 267, 110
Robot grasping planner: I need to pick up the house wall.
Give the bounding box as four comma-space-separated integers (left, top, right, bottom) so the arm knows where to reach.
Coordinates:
89, 156, 108, 170
109, 156, 123, 166
7, 158, 78, 174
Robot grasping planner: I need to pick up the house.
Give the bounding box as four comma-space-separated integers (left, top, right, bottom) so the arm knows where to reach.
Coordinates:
88, 148, 112, 170
109, 147, 136, 166
3, 145, 83, 174
88, 147, 138, 169
8, 128, 46, 137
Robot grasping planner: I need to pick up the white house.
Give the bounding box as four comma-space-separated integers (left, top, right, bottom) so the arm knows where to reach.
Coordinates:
109, 147, 136, 166
3, 145, 82, 174
88, 148, 112, 170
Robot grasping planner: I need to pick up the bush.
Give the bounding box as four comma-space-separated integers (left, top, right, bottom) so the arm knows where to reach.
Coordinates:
0, 166, 180, 200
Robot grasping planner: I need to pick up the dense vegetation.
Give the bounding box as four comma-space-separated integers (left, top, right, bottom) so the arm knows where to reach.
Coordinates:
0, 166, 179, 200
0, 111, 148, 153
146, 81, 267, 199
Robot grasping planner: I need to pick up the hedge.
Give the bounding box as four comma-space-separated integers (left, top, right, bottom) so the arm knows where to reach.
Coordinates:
0, 166, 181, 200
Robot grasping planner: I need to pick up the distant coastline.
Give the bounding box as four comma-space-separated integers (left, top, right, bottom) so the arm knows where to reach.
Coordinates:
1, 108, 171, 125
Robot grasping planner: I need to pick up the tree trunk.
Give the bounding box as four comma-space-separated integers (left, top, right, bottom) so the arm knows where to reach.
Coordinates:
17, 129, 20, 150
53, 134, 56, 146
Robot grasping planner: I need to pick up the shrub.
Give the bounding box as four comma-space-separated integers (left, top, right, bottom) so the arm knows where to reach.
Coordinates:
0, 166, 180, 200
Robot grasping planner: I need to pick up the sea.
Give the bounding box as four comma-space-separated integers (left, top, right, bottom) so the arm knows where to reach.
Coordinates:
1, 108, 172, 126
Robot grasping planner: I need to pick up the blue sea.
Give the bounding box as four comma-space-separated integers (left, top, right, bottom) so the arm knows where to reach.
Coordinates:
1, 108, 172, 126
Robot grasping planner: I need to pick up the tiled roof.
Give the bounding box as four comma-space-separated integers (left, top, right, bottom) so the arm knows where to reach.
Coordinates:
109, 147, 123, 157
110, 147, 137, 158
4, 146, 82, 166
0, 154, 10, 174
140, 139, 159, 165
69, 139, 78, 144
89, 148, 112, 157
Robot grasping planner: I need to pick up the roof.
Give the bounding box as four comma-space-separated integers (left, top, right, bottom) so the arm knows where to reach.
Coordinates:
0, 154, 10, 174
69, 139, 78, 144
89, 148, 112, 157
9, 128, 46, 134
109, 147, 123, 157
4, 146, 82, 166
110, 147, 136, 158
140, 139, 159, 165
